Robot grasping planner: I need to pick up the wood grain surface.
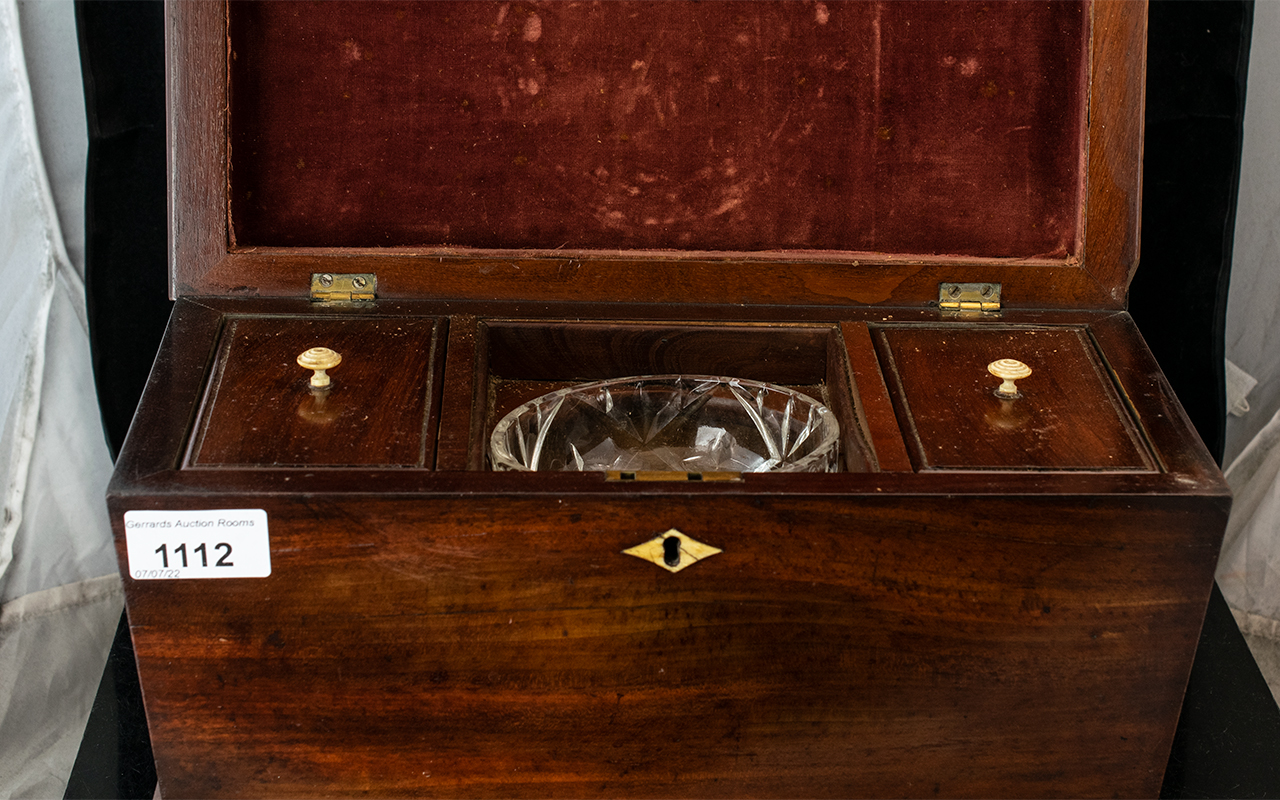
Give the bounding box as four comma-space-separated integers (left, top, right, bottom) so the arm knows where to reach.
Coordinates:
841, 322, 913, 472
116, 492, 1226, 799
874, 325, 1155, 471
110, 298, 1230, 798
190, 316, 442, 466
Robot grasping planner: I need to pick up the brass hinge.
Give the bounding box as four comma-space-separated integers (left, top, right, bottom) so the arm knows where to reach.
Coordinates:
310, 273, 377, 303
939, 282, 1001, 312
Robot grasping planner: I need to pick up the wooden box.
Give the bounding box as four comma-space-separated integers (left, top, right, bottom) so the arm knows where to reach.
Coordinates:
108, 2, 1230, 796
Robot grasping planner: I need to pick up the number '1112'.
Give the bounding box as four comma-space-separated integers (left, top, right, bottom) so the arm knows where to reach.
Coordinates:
155, 542, 234, 568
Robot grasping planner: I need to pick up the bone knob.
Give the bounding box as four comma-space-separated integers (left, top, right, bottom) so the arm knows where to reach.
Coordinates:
297, 347, 341, 388
988, 358, 1031, 399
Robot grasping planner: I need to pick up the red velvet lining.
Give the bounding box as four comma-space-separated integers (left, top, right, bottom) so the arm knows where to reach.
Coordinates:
228, 1, 1087, 258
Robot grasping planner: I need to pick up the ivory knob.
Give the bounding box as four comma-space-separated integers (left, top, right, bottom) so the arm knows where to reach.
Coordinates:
988, 358, 1031, 399
297, 347, 341, 388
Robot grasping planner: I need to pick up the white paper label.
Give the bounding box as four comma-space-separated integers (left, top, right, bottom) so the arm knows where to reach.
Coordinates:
124, 509, 271, 579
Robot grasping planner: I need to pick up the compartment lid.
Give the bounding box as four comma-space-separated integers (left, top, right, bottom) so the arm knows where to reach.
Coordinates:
169, 0, 1144, 310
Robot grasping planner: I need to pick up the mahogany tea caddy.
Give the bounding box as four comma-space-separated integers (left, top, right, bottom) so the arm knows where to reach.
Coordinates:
108, 2, 1230, 796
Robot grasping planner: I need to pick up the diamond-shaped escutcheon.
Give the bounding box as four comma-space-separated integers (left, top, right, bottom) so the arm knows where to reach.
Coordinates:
623, 529, 722, 573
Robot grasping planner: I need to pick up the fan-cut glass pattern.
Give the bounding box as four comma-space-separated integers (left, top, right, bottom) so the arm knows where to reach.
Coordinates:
490, 375, 839, 473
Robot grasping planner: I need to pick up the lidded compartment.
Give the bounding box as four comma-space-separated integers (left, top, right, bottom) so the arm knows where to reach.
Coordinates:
186, 314, 445, 467
872, 324, 1158, 472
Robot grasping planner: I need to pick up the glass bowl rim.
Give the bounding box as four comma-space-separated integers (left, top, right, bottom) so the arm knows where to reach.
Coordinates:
488, 373, 841, 473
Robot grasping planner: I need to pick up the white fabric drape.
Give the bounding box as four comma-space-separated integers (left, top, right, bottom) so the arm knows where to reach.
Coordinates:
1218, 1, 1280, 677
1225, 2, 1280, 466
1220, 407, 1280, 633
0, 1, 122, 796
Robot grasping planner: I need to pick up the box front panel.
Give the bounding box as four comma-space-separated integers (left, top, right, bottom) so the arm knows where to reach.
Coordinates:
116, 492, 1222, 799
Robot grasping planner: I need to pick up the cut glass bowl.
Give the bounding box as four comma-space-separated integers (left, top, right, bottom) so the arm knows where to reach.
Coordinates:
489, 375, 840, 473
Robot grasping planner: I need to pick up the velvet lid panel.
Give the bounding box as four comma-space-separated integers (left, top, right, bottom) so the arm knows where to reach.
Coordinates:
227, 0, 1088, 260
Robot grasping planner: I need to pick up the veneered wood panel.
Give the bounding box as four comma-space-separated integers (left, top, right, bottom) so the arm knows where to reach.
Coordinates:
190, 316, 441, 466
116, 492, 1225, 798
193, 252, 1120, 310
840, 321, 912, 472
1083, 0, 1148, 302
483, 321, 833, 384
166, 0, 227, 297
874, 324, 1155, 471
435, 314, 489, 471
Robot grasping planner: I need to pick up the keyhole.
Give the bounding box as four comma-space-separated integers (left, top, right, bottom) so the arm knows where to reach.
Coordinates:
663, 536, 682, 568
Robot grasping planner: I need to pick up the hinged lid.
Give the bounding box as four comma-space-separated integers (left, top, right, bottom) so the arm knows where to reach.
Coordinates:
168, 0, 1145, 311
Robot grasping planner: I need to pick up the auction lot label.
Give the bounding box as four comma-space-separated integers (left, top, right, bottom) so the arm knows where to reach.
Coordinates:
124, 509, 271, 579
